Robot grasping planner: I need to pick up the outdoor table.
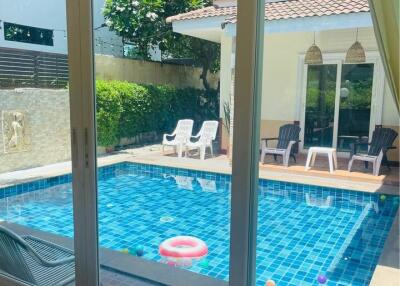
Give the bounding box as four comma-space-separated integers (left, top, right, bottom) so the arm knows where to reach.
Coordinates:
305, 147, 338, 174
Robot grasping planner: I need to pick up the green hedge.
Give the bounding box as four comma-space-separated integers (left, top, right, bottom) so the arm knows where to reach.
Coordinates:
96, 80, 219, 147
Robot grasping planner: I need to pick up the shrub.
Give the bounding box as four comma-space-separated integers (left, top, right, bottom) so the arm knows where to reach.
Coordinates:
96, 81, 123, 147
95, 80, 219, 147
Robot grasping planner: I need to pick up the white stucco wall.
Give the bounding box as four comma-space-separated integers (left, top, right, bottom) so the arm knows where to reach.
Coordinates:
0, 0, 123, 57
261, 28, 394, 122
219, 33, 234, 116
219, 27, 399, 126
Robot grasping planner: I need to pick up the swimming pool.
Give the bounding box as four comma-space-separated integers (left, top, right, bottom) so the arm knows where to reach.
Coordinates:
0, 162, 398, 286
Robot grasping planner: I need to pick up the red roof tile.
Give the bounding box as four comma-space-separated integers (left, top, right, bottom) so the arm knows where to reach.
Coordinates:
166, 0, 369, 23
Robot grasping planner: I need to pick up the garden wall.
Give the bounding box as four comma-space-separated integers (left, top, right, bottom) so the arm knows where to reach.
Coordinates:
0, 82, 219, 173
95, 55, 219, 90
0, 88, 71, 173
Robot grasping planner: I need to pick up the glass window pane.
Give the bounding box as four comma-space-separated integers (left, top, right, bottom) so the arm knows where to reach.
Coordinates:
304, 65, 337, 148
0, 1, 75, 284
337, 64, 374, 152
92, 0, 234, 284
256, 23, 398, 286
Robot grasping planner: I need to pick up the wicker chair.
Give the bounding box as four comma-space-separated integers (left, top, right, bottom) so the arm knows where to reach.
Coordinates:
260, 123, 301, 167
348, 126, 398, 176
0, 225, 75, 286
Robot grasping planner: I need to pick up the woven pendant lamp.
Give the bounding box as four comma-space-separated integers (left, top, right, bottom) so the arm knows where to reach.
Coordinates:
305, 32, 323, 65
345, 28, 366, 63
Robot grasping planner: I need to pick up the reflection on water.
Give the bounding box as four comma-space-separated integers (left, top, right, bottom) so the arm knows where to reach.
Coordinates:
306, 194, 333, 208
196, 178, 217, 192
164, 174, 194, 191
163, 175, 218, 193
0, 184, 71, 222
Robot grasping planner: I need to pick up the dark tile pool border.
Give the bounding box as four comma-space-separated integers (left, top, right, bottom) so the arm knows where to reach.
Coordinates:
0, 161, 398, 208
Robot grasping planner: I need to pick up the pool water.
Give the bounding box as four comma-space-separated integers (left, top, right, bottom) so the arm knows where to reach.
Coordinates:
0, 162, 398, 286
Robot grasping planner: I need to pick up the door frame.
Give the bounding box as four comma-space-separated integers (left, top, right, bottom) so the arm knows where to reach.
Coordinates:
66, 0, 99, 285
70, 0, 266, 285
0, 0, 266, 285
298, 51, 385, 156
0, 1, 99, 286
229, 0, 264, 285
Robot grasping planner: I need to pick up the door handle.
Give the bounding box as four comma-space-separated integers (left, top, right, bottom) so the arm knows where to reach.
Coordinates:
71, 128, 78, 169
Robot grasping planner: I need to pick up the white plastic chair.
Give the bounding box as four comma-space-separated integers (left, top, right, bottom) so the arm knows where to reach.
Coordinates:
162, 119, 194, 158
186, 120, 219, 160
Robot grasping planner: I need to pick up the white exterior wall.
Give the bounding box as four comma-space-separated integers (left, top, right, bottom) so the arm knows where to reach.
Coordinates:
219, 33, 234, 115
220, 28, 399, 126
219, 27, 399, 126
261, 28, 395, 123
219, 27, 399, 159
0, 0, 68, 54
92, 0, 124, 57
0, 0, 123, 57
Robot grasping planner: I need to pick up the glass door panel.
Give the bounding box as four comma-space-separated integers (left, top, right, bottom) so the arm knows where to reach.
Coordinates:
337, 63, 374, 152
92, 0, 232, 284
0, 1, 75, 285
304, 65, 337, 148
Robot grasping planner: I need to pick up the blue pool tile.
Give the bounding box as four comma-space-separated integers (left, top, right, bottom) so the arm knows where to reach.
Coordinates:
0, 161, 398, 286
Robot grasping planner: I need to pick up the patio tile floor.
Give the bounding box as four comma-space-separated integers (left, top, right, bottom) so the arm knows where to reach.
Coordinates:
0, 144, 398, 194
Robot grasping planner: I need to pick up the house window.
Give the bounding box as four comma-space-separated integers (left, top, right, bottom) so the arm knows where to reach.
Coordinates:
4, 22, 54, 46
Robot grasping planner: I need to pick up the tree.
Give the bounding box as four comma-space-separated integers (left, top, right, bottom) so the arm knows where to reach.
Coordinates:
103, 0, 220, 91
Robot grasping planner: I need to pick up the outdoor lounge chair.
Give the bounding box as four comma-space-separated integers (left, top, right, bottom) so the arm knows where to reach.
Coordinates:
260, 123, 301, 167
162, 119, 194, 158
185, 120, 219, 160
348, 126, 398, 176
0, 225, 75, 286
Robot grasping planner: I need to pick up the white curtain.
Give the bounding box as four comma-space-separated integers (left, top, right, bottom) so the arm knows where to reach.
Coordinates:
369, 0, 399, 112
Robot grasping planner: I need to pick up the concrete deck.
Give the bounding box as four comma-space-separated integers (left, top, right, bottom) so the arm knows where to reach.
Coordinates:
0, 144, 398, 286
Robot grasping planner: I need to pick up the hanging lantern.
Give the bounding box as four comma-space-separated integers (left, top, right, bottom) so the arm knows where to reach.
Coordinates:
345, 28, 366, 63
305, 32, 323, 65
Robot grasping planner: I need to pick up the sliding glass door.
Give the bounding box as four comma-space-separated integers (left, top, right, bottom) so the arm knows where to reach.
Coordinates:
302, 58, 381, 153
0, 0, 264, 285
304, 64, 337, 149
89, 0, 263, 285
337, 63, 374, 152
0, 1, 76, 285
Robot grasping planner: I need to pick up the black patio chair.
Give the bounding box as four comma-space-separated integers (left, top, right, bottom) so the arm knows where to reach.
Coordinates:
0, 225, 75, 286
348, 126, 398, 176
260, 123, 301, 167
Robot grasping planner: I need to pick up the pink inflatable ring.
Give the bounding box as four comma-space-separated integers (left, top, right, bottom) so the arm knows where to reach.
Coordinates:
159, 236, 208, 259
